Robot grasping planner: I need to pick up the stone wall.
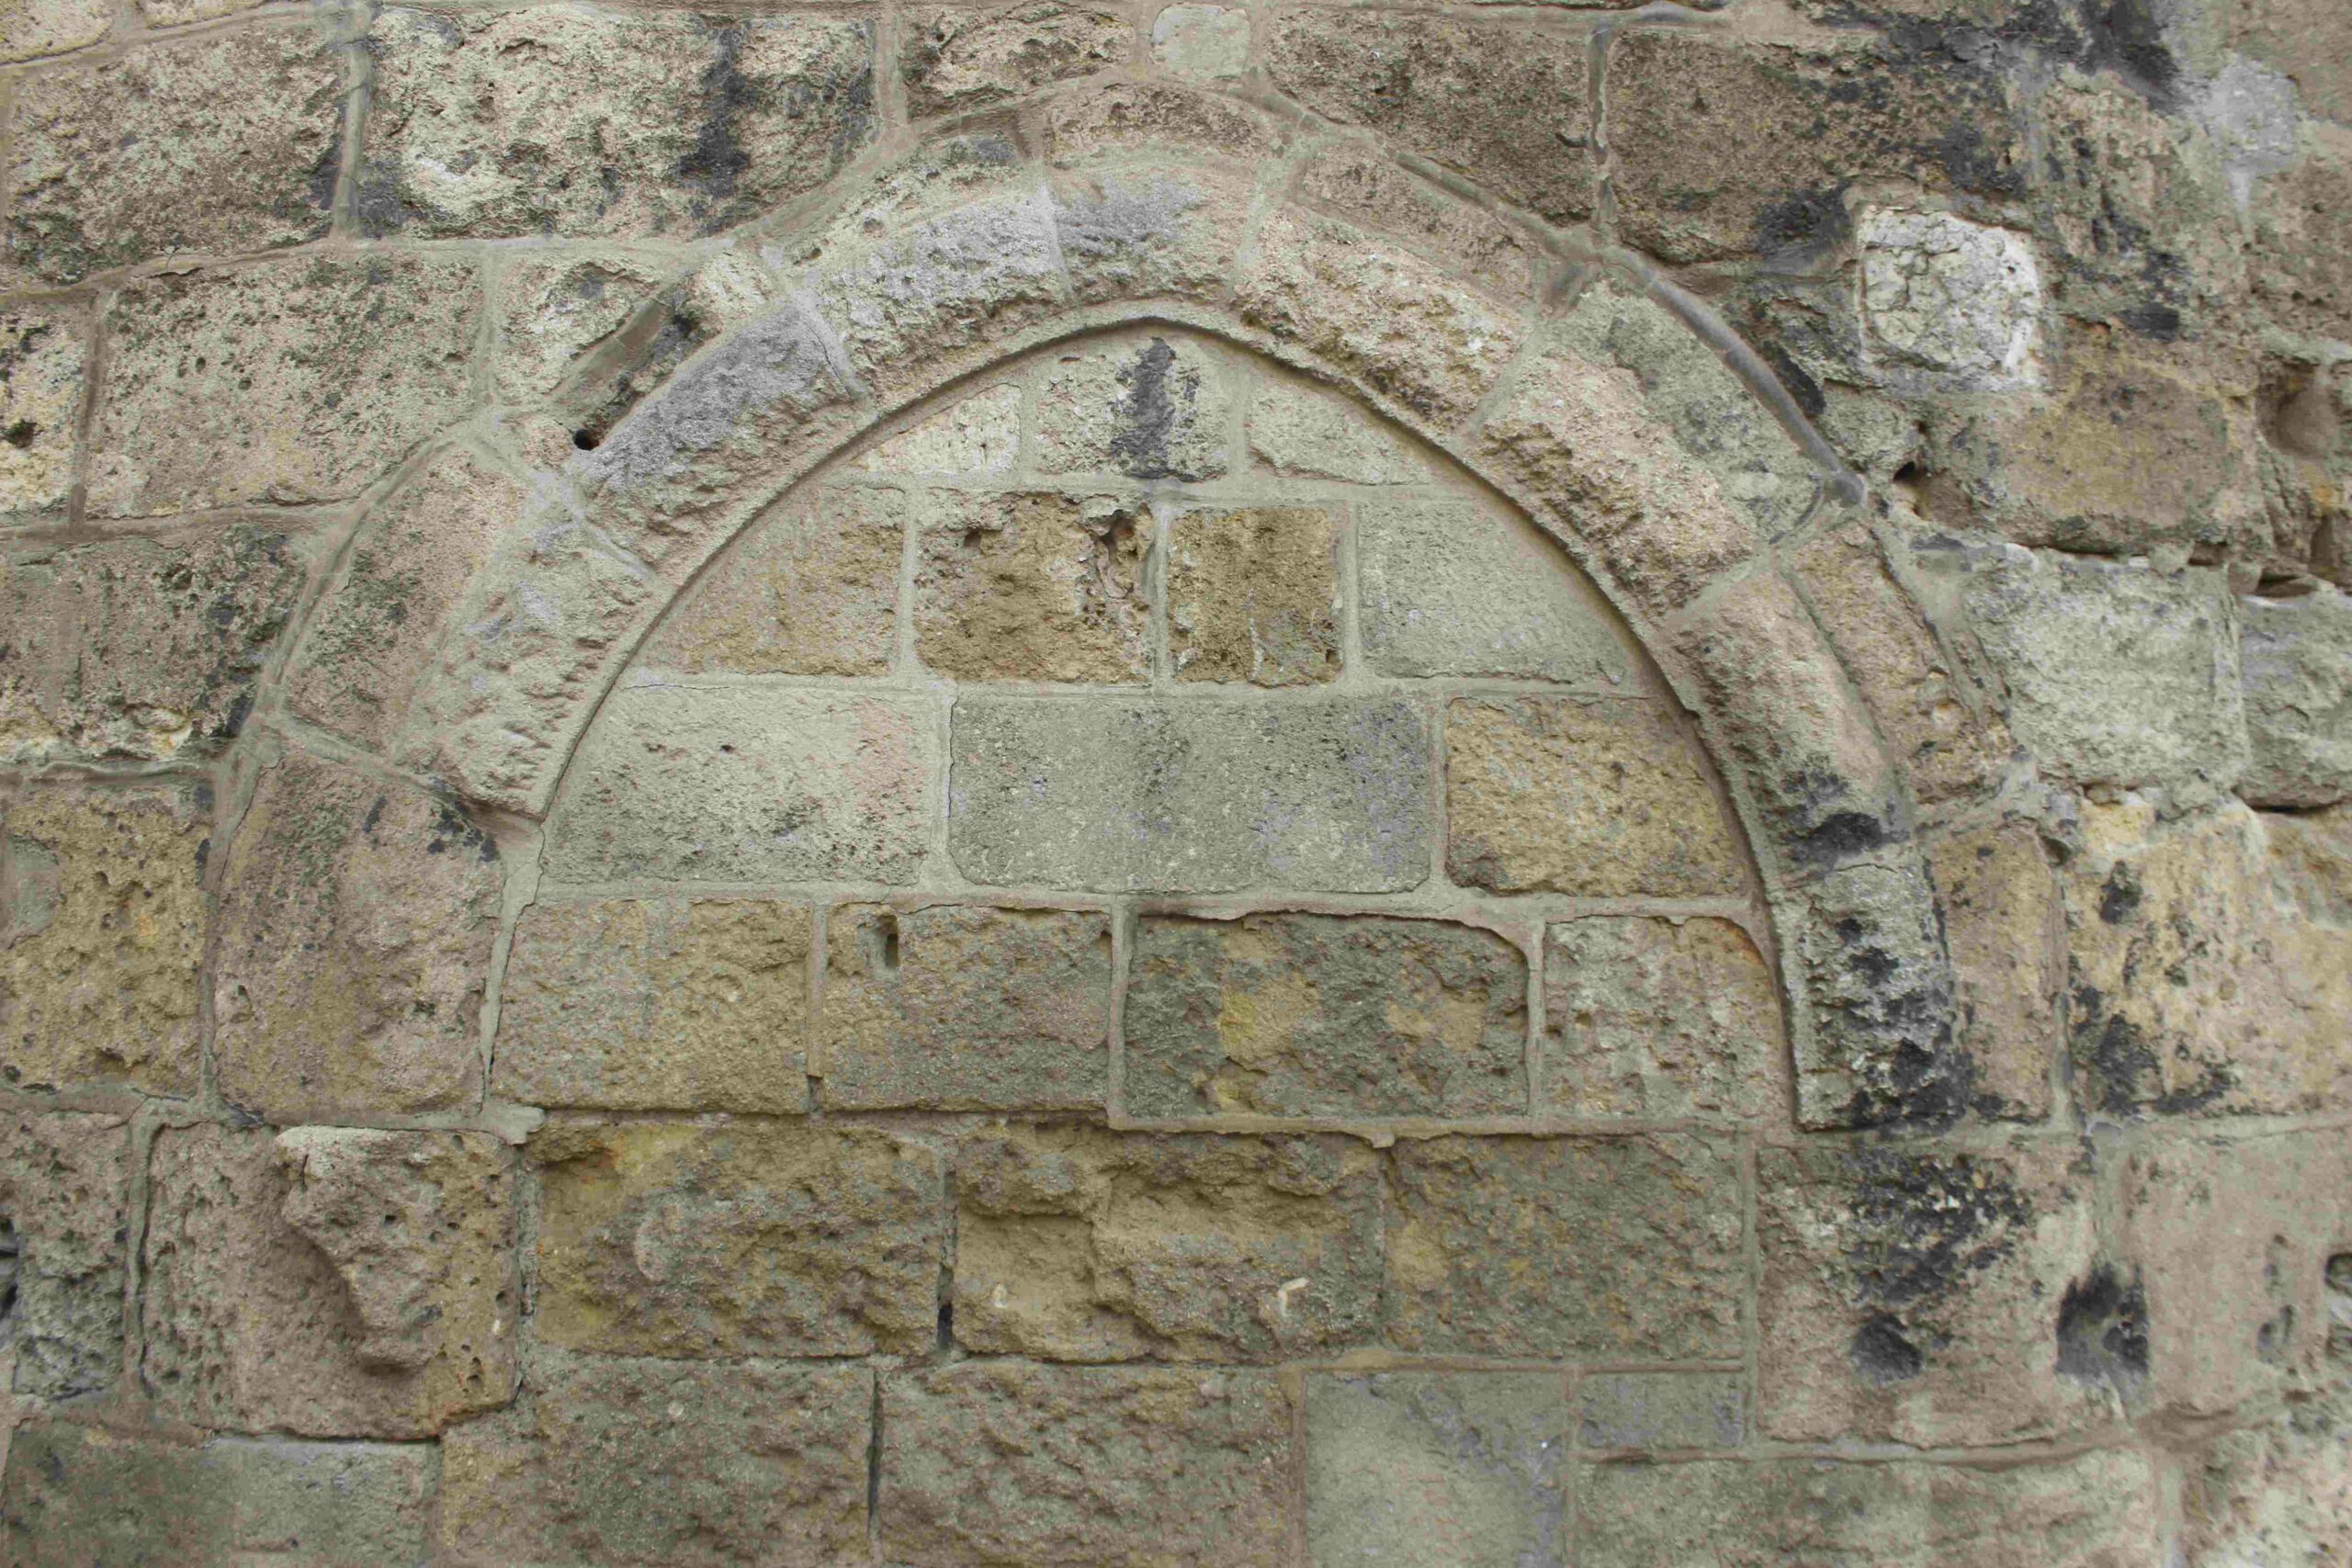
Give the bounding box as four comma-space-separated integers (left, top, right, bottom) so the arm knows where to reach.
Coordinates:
0, 0, 2347, 1562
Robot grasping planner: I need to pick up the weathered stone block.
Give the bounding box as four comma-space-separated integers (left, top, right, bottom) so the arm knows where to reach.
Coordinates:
1249, 380, 1432, 484
815, 191, 1062, 392
950, 695, 1430, 892
1928, 820, 2058, 1119
0, 310, 83, 525
820, 903, 1110, 1111
915, 491, 1149, 682
1792, 858, 1965, 1128
287, 450, 526, 748
2250, 119, 2352, 344
0, 0, 107, 64
2182, 1367, 2352, 1566
495, 898, 811, 1113
644, 486, 902, 677
954, 1127, 1383, 1361
2239, 590, 2352, 807
1151, 4, 1247, 82
1268, 12, 1592, 224
1577, 1373, 1746, 1450
2, 1423, 435, 1568
1859, 209, 2041, 385
903, 4, 1129, 118
1169, 506, 1340, 685
1385, 1134, 1744, 1359
532, 1122, 942, 1358
493, 256, 668, 404
1238, 209, 1523, 425
6, 26, 341, 285
1542, 917, 1784, 1120
1358, 496, 1632, 685
141, 1123, 517, 1438
441, 1356, 871, 1568
544, 685, 936, 884
1306, 1372, 1568, 1568
1125, 913, 1527, 1119
214, 756, 502, 1122
361, 8, 874, 239
1035, 335, 1229, 480
1758, 1143, 2112, 1448
0, 1109, 129, 1399
1, 785, 207, 1097
1607, 32, 2021, 264
1294, 141, 1536, 302
859, 383, 1022, 475
882, 1362, 1291, 1566
1445, 697, 1745, 897
1577, 1450, 2160, 1566
90, 257, 481, 517
1050, 155, 1259, 307
0, 525, 305, 765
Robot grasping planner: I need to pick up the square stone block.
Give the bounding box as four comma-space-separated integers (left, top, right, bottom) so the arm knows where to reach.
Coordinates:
1169, 506, 1340, 686
1542, 916, 1785, 1120
915, 491, 1150, 682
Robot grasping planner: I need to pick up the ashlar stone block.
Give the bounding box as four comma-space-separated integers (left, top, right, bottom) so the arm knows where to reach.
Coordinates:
1151, 5, 1248, 82
1576, 1372, 1746, 1451
1542, 917, 1785, 1121
2239, 589, 2352, 808
0, 310, 85, 525
0, 1108, 130, 1399
531, 1121, 943, 1358
1928, 820, 2060, 1120
1169, 506, 1340, 686
915, 491, 1149, 682
820, 902, 1111, 1111
643, 486, 903, 677
495, 897, 811, 1113
1035, 335, 1230, 481
953, 1126, 1383, 1362
1123, 912, 1528, 1119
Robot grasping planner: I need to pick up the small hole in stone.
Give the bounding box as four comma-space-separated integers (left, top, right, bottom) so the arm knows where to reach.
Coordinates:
878, 912, 900, 973
572, 429, 600, 451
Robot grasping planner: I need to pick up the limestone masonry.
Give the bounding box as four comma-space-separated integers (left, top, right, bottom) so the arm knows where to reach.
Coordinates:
0, 0, 2347, 1562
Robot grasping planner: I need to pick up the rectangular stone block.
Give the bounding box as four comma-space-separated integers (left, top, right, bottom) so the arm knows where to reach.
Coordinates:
915, 491, 1149, 682
495, 897, 811, 1113
1306, 1372, 1568, 1568
902, 3, 1129, 118
0, 308, 85, 526
441, 1356, 871, 1568
1446, 697, 1746, 898
545, 685, 938, 885
1, 784, 208, 1097
820, 902, 1110, 1111
642, 486, 903, 678
1169, 506, 1341, 686
954, 1126, 1383, 1362
950, 695, 1430, 893
1577, 1372, 1747, 1450
2239, 591, 2352, 808
141, 1123, 518, 1438
1124, 912, 1528, 1119
881, 1361, 1292, 1567
1928, 820, 2059, 1119
3, 1423, 435, 1568
1542, 916, 1785, 1121
1577, 1450, 2161, 1567
0, 1108, 129, 1399
533, 1121, 943, 1358
1359, 496, 1632, 686
1385, 1134, 1744, 1359
1035, 335, 1230, 481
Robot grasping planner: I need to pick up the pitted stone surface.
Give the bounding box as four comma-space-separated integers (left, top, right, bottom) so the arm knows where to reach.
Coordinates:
1542, 917, 1784, 1121
916, 491, 1150, 682
902, 4, 1128, 118
1168, 506, 1341, 686
0, 310, 84, 525
1860, 209, 2042, 384
0, 1108, 130, 1399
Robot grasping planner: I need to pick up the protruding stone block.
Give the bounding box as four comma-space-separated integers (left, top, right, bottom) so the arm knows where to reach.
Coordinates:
645, 487, 903, 677
1542, 917, 1784, 1120
915, 491, 1149, 682
0, 1108, 130, 1398
815, 191, 1062, 392
1792, 858, 1965, 1129
1169, 506, 1340, 686
1859, 209, 2041, 385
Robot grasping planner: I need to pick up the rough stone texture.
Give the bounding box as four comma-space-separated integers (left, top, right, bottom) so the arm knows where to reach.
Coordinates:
1267, 12, 1592, 224
494, 256, 669, 404
950, 695, 1430, 892
0, 525, 306, 765
1445, 697, 1745, 898
1542, 917, 1784, 1121
2239, 590, 2352, 807
141, 1122, 517, 1438
1035, 336, 1229, 480
882, 1362, 1291, 1566
1295, 141, 1537, 302
1928, 821, 2059, 1120
903, 4, 1127, 118
1577, 1450, 2162, 1566
1249, 380, 1432, 483
859, 383, 1022, 474
496, 898, 812, 1112
1151, 4, 1247, 82
1168, 506, 1340, 685
361, 8, 876, 239
0, 310, 84, 525
1125, 912, 1528, 1119
1859, 209, 2041, 385
1577, 1372, 1746, 1451
815, 191, 1062, 393
1607, 32, 2021, 265
1758, 1143, 2112, 1448
1049, 152, 1261, 308
531, 1122, 943, 1358
5, 26, 342, 286
287, 450, 527, 748
1385, 1134, 1744, 1359
1791, 859, 1965, 1129
0, 1109, 129, 1399
2182, 1363, 2352, 1565
1306, 1372, 1569, 1568
545, 685, 936, 884
440, 1356, 871, 1568
1358, 496, 1633, 685
2, 1423, 435, 1568
90, 257, 481, 517
820, 902, 1110, 1110
915, 491, 1149, 682
954, 1127, 1382, 1361
213, 756, 502, 1122
0, 0, 107, 64
2064, 799, 2352, 1119
1, 785, 208, 1097
645, 486, 902, 676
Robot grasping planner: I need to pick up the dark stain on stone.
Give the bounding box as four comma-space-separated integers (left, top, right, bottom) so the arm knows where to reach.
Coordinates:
2118, 301, 2182, 341
428, 802, 499, 864
1850, 1313, 1926, 1383
2098, 863, 2142, 924
2054, 1262, 2149, 1393
3, 421, 36, 449
2067, 979, 2234, 1116
1751, 187, 1849, 264
680, 25, 756, 219
1796, 809, 1894, 870
1110, 337, 1206, 480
